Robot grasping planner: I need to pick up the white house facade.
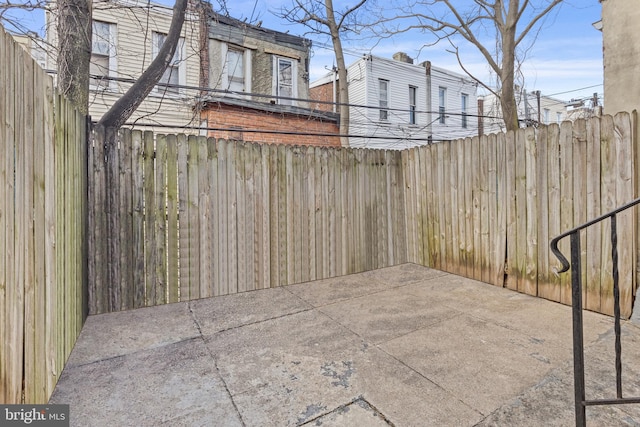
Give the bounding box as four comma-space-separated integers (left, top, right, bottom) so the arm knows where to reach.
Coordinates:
310, 53, 479, 150
479, 89, 569, 135
45, 0, 313, 136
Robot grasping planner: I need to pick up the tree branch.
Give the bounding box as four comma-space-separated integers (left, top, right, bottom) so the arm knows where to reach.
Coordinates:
98, 0, 188, 129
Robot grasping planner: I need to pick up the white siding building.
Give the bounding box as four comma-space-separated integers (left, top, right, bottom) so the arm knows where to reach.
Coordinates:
480, 89, 568, 134
46, 0, 203, 134
45, 0, 313, 136
310, 53, 478, 150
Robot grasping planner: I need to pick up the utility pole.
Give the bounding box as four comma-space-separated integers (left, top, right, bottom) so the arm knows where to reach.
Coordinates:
536, 90, 541, 125
524, 89, 530, 124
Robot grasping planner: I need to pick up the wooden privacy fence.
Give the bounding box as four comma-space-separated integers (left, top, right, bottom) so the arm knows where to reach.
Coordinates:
404, 113, 638, 317
89, 130, 407, 313
1, 27, 87, 404
90, 113, 639, 318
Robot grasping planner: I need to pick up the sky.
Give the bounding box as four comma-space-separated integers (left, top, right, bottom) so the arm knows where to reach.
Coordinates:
6, 0, 603, 103
223, 0, 604, 103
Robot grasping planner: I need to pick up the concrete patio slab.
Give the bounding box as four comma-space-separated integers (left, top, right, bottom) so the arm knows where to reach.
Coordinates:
50, 264, 640, 426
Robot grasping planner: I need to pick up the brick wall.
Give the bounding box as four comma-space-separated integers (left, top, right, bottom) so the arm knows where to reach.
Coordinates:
201, 102, 340, 147
309, 82, 335, 113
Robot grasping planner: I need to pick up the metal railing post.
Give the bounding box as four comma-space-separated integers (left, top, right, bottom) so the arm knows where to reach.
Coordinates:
570, 232, 587, 427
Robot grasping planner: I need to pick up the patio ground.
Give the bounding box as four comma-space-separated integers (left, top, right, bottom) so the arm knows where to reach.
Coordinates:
50, 263, 640, 426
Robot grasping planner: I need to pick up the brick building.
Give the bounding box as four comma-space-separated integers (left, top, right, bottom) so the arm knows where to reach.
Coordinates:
200, 98, 340, 146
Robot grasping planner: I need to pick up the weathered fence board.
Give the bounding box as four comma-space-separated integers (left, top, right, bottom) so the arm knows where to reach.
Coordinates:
87, 115, 639, 322
1, 26, 87, 404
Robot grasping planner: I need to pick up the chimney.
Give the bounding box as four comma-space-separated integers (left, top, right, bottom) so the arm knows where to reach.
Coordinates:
392, 52, 413, 64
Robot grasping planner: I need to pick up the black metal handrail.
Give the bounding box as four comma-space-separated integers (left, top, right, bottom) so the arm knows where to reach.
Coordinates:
550, 196, 640, 427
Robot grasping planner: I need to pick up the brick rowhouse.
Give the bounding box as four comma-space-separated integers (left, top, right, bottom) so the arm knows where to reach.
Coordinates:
200, 99, 340, 147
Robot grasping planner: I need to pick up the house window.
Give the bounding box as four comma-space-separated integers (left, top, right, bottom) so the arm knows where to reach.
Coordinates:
557, 112, 563, 124
152, 32, 185, 96
274, 56, 296, 105
439, 87, 446, 124
379, 79, 389, 121
461, 93, 468, 128
409, 86, 417, 125
544, 108, 550, 124
90, 20, 116, 90
226, 48, 245, 92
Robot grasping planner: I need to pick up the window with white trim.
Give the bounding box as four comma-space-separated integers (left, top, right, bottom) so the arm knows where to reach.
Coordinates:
461, 93, 468, 128
379, 79, 389, 121
438, 87, 446, 124
90, 20, 117, 90
152, 32, 185, 96
409, 86, 417, 125
274, 56, 296, 105
225, 48, 245, 92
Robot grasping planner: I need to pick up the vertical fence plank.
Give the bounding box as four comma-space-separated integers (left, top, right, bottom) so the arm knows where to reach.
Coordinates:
166, 135, 179, 302
216, 139, 228, 294
268, 143, 280, 288
43, 67, 58, 398
599, 115, 616, 315
177, 134, 190, 297
479, 135, 491, 283
504, 130, 518, 290
0, 28, 6, 404
143, 132, 157, 305
444, 142, 455, 272
119, 130, 134, 309
235, 142, 248, 292
198, 136, 211, 298
9, 40, 25, 404
155, 135, 168, 304
207, 137, 220, 294
486, 133, 499, 287
523, 127, 538, 296
543, 124, 562, 302
227, 140, 238, 292
585, 118, 602, 312
404, 149, 416, 264
463, 138, 474, 278
494, 132, 507, 287
131, 132, 145, 308
257, 142, 270, 289
0, 28, 12, 403
331, 148, 341, 276
613, 112, 634, 318
448, 141, 459, 274
188, 135, 201, 299
514, 129, 528, 292
559, 121, 575, 306
572, 120, 588, 307
536, 125, 550, 296
22, 50, 37, 403
472, 136, 482, 281
456, 140, 467, 275
276, 144, 288, 285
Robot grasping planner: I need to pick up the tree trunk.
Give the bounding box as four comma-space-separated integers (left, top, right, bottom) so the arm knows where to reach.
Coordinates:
500, 4, 520, 133
94, 0, 188, 311
98, 0, 188, 129
57, 0, 92, 115
325, 0, 350, 147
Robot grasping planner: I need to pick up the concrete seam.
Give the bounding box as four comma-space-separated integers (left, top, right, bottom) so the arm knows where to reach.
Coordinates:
188, 301, 247, 427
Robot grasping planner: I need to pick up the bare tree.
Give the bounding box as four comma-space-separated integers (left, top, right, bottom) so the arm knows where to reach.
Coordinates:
380, 0, 562, 132
98, 0, 187, 130
277, 0, 370, 147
